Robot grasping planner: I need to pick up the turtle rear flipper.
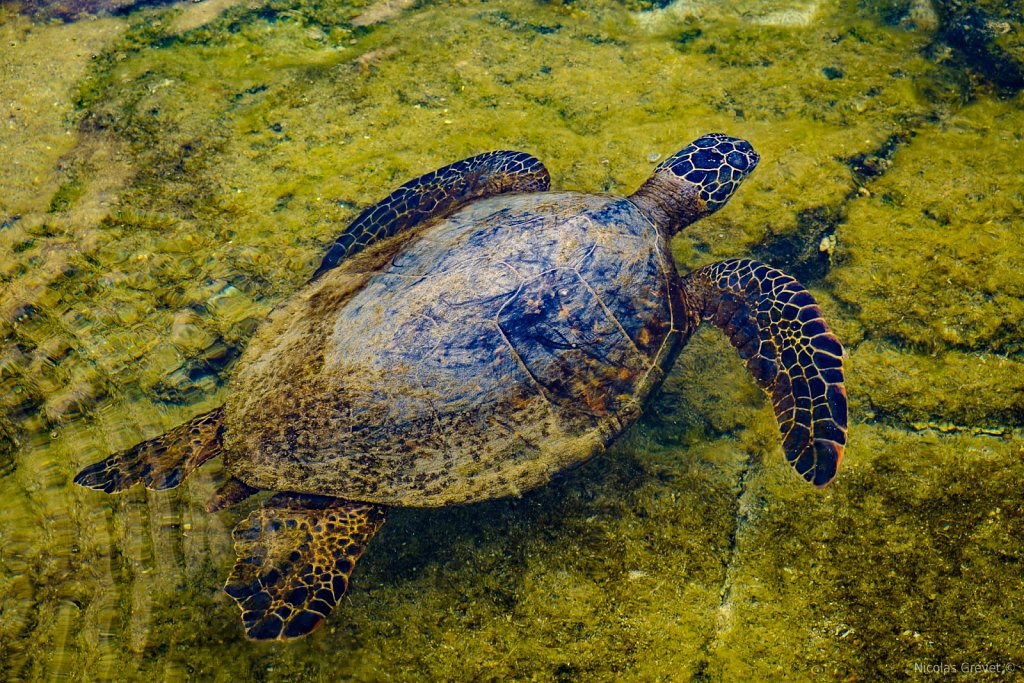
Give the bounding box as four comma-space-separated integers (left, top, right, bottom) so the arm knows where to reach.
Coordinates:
312, 150, 550, 278
225, 493, 386, 640
682, 259, 848, 487
206, 476, 260, 513
74, 407, 224, 492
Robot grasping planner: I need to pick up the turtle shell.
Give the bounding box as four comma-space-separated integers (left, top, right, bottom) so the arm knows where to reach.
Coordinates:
222, 191, 685, 506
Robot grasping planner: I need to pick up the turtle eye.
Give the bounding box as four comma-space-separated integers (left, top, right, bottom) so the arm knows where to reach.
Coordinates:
727, 150, 751, 171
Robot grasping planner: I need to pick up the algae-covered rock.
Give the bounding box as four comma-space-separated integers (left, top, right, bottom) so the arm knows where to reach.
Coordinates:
832, 98, 1024, 357
934, 0, 1024, 90
851, 343, 1024, 428
709, 421, 1024, 679
0, 421, 16, 477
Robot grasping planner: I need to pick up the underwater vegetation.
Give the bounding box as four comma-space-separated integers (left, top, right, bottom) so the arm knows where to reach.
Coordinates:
1, 0, 1022, 679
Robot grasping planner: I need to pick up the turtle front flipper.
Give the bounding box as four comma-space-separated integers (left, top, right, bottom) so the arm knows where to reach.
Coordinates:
312, 150, 550, 278
74, 407, 224, 492
681, 259, 847, 487
225, 493, 386, 640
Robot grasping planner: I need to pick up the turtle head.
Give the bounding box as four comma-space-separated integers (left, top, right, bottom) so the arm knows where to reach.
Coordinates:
630, 133, 759, 236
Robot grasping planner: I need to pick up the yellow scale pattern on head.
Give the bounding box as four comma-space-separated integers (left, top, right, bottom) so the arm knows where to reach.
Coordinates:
655, 133, 759, 210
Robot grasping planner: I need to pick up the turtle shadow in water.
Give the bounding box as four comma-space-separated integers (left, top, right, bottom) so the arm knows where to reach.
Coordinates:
352, 391, 716, 619
358, 444, 652, 608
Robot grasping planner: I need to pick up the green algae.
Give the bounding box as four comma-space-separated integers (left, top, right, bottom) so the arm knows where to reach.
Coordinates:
0, 8, 126, 219
710, 421, 1024, 679
833, 98, 1024, 355
851, 342, 1024, 428
2, 0, 1024, 679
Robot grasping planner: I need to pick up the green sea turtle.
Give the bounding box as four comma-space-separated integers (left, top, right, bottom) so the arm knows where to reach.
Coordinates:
75, 134, 848, 641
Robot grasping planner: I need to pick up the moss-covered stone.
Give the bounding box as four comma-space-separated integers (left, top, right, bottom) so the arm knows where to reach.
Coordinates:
0, 421, 16, 477
934, 0, 1024, 90
831, 97, 1024, 357
710, 422, 1024, 679
851, 342, 1024, 428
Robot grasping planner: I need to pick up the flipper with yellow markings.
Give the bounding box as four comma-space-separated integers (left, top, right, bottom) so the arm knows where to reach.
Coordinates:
74, 407, 224, 492
224, 493, 386, 641
681, 259, 847, 487
312, 150, 550, 279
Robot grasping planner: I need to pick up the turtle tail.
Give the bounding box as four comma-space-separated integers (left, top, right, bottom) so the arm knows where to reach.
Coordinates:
74, 407, 224, 493
681, 259, 847, 487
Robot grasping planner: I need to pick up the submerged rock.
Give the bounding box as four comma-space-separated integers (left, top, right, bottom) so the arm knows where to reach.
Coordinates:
0, 420, 16, 477
19, 0, 178, 22
934, 0, 1024, 90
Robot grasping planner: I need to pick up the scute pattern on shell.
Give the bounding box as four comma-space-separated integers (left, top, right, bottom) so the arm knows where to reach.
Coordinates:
224, 193, 684, 506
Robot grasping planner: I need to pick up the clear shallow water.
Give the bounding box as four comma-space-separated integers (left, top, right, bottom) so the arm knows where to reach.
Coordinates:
1, 0, 1023, 679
